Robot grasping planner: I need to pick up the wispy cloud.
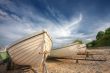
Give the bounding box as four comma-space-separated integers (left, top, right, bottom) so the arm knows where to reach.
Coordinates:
0, 5, 83, 47
0, 0, 110, 48
45, 14, 83, 47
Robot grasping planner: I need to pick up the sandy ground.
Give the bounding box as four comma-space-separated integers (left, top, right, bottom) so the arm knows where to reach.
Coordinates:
47, 58, 110, 73
0, 49, 110, 73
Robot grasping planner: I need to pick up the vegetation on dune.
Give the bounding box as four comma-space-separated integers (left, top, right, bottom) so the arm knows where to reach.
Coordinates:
0, 46, 8, 60
0, 52, 8, 60
73, 39, 83, 44
87, 27, 110, 48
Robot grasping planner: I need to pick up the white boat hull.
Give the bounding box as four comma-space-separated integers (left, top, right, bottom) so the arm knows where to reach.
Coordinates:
50, 44, 86, 59
7, 31, 52, 67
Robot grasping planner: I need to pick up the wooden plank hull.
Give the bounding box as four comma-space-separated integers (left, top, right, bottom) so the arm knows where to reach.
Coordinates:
7, 31, 52, 67
50, 44, 86, 59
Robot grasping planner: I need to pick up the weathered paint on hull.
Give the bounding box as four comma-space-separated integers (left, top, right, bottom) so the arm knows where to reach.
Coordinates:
50, 44, 86, 59
7, 31, 52, 67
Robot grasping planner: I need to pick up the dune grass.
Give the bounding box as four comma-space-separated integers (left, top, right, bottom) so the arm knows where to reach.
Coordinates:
0, 52, 8, 60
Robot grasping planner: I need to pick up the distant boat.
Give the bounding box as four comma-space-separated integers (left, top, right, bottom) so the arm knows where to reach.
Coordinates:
7, 31, 52, 69
50, 43, 86, 59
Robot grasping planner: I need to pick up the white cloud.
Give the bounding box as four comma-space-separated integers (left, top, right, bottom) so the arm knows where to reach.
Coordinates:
44, 14, 83, 47
0, 7, 83, 47
0, 10, 8, 16
0, 0, 110, 48
96, 23, 110, 32
46, 14, 82, 37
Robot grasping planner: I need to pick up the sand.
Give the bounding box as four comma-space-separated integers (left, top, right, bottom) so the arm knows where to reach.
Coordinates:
47, 58, 110, 73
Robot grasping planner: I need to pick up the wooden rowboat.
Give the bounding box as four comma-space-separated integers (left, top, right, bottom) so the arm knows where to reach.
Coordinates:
50, 43, 86, 59
7, 31, 52, 69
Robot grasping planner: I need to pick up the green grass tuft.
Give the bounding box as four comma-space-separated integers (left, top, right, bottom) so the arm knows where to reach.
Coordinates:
0, 51, 9, 60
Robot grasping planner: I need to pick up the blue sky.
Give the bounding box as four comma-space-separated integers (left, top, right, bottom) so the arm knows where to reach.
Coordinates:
0, 0, 110, 48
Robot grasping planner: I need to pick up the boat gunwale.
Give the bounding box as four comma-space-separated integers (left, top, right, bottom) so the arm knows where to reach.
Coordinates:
53, 43, 86, 50
53, 43, 80, 50
7, 31, 52, 50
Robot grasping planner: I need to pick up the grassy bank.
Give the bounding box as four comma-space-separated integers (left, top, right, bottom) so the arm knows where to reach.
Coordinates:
0, 51, 8, 60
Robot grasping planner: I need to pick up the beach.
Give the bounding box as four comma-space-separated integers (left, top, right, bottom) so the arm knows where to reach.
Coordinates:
0, 49, 110, 73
